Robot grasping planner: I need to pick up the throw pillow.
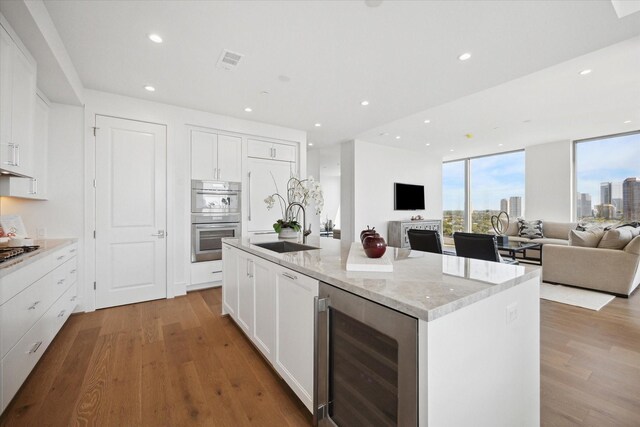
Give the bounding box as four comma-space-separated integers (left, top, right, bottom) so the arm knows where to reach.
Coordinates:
568, 228, 605, 247
624, 236, 640, 255
517, 218, 543, 239
597, 227, 635, 250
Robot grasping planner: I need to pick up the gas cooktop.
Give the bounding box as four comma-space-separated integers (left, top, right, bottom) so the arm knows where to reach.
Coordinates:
0, 245, 40, 264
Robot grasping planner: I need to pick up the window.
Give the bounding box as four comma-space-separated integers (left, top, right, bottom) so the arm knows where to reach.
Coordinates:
443, 151, 525, 242
442, 160, 465, 240
575, 131, 640, 225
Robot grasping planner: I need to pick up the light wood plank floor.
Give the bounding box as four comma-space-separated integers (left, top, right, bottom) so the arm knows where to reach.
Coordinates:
1, 286, 639, 426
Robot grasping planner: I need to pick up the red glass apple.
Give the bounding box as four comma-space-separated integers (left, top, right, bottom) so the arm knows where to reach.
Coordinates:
363, 233, 387, 258
360, 226, 377, 243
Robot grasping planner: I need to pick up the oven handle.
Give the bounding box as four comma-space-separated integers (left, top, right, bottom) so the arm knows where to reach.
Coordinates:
194, 191, 239, 196
194, 224, 239, 230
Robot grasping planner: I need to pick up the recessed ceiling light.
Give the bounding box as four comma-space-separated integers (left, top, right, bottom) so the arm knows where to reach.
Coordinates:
314, 123, 322, 127
624, 120, 632, 124
498, 143, 504, 146
144, 85, 155, 92
458, 52, 471, 61
450, 149, 454, 152
425, 143, 430, 146
148, 34, 163, 43
395, 136, 401, 140
308, 143, 314, 146
423, 119, 431, 124
579, 69, 592, 76
244, 107, 252, 112
360, 100, 369, 106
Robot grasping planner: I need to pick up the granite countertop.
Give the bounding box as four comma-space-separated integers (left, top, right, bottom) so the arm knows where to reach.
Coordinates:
224, 235, 540, 322
0, 239, 78, 279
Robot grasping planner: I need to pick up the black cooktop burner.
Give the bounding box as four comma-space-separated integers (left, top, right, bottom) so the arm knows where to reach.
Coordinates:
0, 245, 40, 263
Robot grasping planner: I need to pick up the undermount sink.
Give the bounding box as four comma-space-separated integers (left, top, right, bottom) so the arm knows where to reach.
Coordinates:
254, 241, 319, 253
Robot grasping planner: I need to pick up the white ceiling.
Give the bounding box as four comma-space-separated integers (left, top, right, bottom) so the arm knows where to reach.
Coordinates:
41, 0, 640, 153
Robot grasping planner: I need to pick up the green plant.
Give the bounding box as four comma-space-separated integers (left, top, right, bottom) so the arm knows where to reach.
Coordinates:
273, 219, 302, 233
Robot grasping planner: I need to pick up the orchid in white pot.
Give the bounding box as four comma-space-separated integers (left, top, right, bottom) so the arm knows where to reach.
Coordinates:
264, 175, 324, 237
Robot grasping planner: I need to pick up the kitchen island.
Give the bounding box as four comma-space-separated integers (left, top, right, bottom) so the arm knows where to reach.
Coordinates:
222, 235, 540, 427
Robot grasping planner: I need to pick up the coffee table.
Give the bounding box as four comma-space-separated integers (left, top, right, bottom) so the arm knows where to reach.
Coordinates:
497, 241, 542, 265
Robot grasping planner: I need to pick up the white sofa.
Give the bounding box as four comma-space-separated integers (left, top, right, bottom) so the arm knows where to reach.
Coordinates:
543, 235, 640, 297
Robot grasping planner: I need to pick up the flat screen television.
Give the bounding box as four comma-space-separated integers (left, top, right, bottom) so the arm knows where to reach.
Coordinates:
394, 182, 425, 210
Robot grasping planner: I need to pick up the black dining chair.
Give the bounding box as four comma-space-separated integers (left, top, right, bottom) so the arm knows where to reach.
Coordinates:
407, 229, 443, 254
453, 232, 518, 264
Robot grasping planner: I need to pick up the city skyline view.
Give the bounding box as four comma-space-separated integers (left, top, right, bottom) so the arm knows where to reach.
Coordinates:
576, 132, 640, 208
443, 151, 525, 211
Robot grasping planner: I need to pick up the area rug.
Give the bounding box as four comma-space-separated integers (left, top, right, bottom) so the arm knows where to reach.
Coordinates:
540, 282, 615, 311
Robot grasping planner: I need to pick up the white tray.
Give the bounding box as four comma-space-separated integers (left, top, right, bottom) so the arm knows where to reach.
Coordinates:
346, 242, 393, 272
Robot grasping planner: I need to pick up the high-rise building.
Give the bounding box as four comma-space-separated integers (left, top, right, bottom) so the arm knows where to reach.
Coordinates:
600, 182, 612, 205
509, 196, 522, 218
577, 193, 592, 218
500, 199, 509, 213
611, 182, 624, 219
623, 177, 640, 220
596, 204, 615, 219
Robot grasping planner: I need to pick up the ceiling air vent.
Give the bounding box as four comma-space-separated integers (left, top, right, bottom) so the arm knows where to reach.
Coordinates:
216, 50, 243, 70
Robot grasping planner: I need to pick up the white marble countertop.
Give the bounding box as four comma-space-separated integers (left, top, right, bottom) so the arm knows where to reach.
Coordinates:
224, 235, 540, 322
0, 239, 78, 279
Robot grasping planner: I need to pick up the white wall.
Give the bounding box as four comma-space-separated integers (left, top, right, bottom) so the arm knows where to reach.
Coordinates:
340, 141, 356, 242
341, 139, 443, 243
525, 140, 573, 221
82, 89, 306, 311
306, 148, 321, 235
319, 174, 340, 228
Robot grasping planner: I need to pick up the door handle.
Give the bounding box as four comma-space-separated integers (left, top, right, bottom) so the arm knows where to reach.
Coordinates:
151, 230, 165, 238
247, 171, 252, 221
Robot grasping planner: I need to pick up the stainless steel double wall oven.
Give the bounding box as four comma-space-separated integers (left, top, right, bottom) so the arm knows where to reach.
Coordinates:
191, 180, 241, 262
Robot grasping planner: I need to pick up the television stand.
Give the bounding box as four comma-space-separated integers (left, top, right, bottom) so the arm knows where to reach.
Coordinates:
388, 219, 442, 249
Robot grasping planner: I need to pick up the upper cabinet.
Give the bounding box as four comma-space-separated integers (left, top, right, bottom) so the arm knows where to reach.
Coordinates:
0, 93, 48, 199
248, 139, 296, 163
191, 130, 241, 182
0, 23, 36, 178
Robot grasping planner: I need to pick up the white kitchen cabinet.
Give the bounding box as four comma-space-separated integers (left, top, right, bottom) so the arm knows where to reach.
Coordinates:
189, 260, 223, 289
0, 242, 78, 413
0, 23, 36, 177
222, 244, 239, 319
247, 138, 297, 162
252, 257, 275, 360
236, 251, 255, 336
248, 157, 297, 232
274, 264, 318, 411
0, 93, 48, 199
190, 130, 241, 182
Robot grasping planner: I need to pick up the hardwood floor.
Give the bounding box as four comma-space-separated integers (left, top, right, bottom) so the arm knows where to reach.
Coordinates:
1, 286, 639, 426
0, 288, 311, 427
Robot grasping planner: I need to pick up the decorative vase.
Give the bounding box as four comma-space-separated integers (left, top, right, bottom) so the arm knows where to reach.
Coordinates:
278, 228, 299, 239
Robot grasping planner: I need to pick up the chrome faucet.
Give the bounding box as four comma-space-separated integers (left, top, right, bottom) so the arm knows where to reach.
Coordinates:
285, 202, 311, 243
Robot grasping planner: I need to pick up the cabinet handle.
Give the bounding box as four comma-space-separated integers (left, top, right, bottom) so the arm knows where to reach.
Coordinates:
28, 301, 41, 310
15, 144, 20, 166
27, 341, 43, 354
5, 143, 16, 165
70, 296, 77, 302
57, 279, 66, 285
282, 272, 298, 281
70, 248, 77, 253
70, 269, 77, 274
273, 147, 277, 158
34, 178, 38, 194
247, 171, 252, 221
218, 168, 221, 180
57, 255, 65, 260
58, 310, 66, 318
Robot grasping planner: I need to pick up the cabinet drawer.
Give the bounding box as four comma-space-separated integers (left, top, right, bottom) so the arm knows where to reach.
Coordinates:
0, 273, 54, 358
247, 139, 296, 162
191, 260, 223, 285
49, 282, 77, 338
67, 257, 78, 285
1, 309, 51, 412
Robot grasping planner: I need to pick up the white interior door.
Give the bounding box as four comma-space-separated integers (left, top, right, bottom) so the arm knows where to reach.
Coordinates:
248, 158, 295, 232
95, 115, 167, 309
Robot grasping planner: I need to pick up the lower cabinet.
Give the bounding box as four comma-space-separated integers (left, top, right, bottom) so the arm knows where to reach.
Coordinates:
221, 244, 318, 412
0, 242, 79, 413
273, 265, 318, 411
